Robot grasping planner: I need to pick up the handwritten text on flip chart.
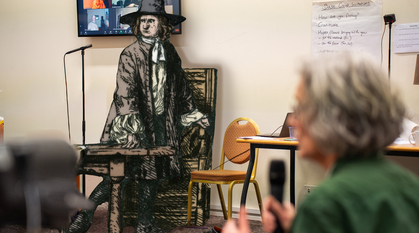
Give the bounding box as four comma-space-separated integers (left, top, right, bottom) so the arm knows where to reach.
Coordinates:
312, 0, 382, 60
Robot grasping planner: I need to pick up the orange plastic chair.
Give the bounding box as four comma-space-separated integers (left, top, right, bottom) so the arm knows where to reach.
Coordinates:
187, 117, 263, 225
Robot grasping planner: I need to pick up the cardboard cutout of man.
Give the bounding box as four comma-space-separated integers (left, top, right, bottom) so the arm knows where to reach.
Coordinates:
101, 0, 209, 170
67, 1, 209, 232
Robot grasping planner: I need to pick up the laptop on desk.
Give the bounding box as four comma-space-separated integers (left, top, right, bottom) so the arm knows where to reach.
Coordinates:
258, 112, 294, 138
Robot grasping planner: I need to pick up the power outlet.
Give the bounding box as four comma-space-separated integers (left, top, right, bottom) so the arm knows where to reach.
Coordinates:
304, 185, 317, 196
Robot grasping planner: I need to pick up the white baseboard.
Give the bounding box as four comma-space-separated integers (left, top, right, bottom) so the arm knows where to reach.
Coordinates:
210, 205, 262, 221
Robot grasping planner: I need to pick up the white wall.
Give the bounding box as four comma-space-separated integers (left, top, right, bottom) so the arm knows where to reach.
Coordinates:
1, 0, 418, 216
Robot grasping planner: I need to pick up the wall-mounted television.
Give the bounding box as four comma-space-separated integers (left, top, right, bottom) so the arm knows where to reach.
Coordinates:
76, 0, 181, 37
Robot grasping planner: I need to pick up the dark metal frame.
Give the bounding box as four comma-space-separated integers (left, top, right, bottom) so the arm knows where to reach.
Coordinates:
241, 143, 297, 206
76, 0, 182, 37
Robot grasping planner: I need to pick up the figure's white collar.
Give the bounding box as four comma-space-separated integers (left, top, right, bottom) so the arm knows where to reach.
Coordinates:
142, 37, 165, 63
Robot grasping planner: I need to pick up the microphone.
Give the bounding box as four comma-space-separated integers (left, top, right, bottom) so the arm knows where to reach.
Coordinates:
270, 160, 285, 233
65, 44, 92, 55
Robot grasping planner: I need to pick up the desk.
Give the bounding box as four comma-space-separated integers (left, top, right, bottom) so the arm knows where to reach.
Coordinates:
236, 137, 419, 207
78, 145, 174, 233
385, 143, 419, 157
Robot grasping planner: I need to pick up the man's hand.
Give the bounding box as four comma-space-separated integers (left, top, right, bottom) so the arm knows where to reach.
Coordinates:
262, 196, 296, 233
223, 207, 251, 233
196, 118, 210, 128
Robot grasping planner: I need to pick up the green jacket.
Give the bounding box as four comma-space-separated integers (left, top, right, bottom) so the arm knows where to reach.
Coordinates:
292, 154, 419, 233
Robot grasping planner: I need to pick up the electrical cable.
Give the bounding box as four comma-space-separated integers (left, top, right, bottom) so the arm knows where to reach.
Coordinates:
211, 149, 250, 170
381, 23, 387, 66
63, 54, 72, 144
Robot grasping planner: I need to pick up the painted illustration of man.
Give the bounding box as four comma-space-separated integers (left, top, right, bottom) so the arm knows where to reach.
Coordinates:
67, 0, 209, 232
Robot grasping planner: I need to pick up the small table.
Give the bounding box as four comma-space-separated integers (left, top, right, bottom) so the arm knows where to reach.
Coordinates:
78, 145, 175, 233
236, 137, 419, 207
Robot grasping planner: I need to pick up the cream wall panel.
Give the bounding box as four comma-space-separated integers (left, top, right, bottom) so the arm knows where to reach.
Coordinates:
1, 0, 418, 213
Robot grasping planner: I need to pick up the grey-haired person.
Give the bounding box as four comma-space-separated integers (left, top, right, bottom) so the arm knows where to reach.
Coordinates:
224, 51, 419, 233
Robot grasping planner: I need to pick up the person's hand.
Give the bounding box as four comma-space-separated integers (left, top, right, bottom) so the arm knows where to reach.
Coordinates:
262, 196, 295, 233
196, 118, 210, 128
123, 134, 140, 148
223, 207, 250, 233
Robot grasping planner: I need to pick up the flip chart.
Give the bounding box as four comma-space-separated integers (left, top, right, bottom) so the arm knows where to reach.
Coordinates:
312, 0, 382, 60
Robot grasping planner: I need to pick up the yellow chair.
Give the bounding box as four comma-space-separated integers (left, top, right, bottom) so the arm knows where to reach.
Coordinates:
187, 117, 263, 225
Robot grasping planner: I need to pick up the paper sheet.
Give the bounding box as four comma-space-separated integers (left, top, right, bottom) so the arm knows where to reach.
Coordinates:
394, 23, 419, 54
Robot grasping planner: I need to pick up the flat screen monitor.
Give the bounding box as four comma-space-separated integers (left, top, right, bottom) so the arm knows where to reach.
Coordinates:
76, 0, 181, 37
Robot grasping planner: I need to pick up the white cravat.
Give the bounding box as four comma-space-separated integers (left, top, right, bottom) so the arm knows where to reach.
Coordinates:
142, 37, 165, 63
142, 37, 166, 115
151, 62, 166, 115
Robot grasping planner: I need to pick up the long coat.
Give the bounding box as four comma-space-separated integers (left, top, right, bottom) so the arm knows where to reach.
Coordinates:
101, 39, 196, 179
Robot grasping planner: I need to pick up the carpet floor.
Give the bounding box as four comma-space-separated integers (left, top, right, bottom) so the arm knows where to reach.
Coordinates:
0, 204, 263, 233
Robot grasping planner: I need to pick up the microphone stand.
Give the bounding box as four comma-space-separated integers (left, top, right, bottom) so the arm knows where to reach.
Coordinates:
387, 21, 393, 80
65, 44, 92, 197
81, 49, 86, 147
384, 14, 395, 80
81, 48, 87, 195
66, 45, 91, 146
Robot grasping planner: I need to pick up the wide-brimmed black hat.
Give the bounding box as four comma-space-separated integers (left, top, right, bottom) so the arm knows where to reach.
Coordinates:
120, 0, 186, 27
